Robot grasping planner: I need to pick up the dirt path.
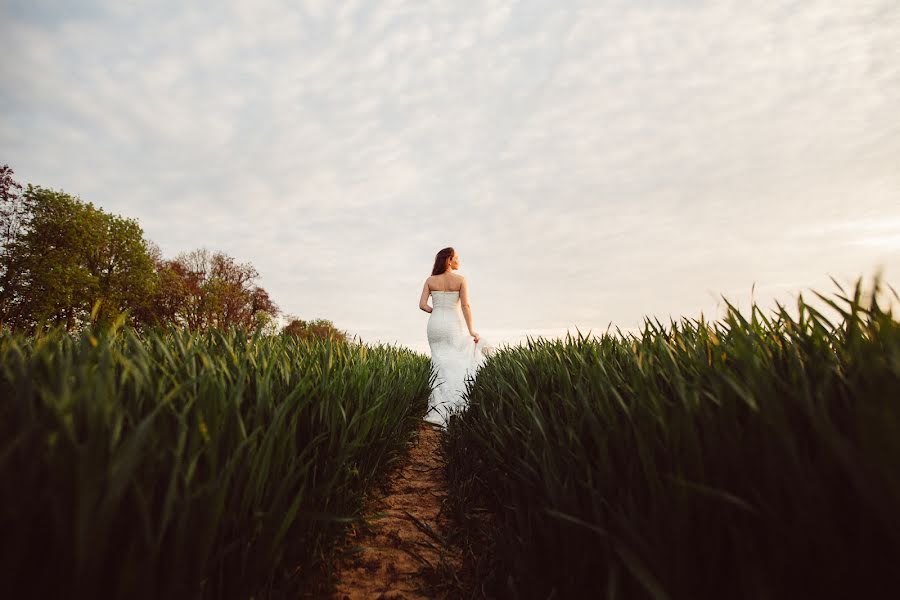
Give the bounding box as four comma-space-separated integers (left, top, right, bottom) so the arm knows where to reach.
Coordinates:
330, 422, 461, 599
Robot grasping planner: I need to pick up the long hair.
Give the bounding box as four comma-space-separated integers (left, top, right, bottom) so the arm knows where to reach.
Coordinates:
431, 247, 454, 276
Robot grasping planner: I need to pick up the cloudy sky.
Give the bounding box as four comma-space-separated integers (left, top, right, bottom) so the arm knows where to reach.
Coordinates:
2, 0, 898, 354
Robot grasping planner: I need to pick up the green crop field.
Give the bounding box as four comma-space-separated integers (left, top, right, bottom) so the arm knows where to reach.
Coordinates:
0, 323, 432, 599
443, 277, 900, 599
2, 277, 898, 600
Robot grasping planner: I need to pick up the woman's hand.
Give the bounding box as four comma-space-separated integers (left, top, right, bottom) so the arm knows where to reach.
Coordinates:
470, 331, 480, 343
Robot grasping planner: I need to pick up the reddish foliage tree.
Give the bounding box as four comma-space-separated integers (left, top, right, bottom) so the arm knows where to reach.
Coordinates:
142, 247, 278, 332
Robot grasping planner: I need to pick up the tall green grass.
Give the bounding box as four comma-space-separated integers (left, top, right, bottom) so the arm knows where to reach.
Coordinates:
445, 277, 900, 599
0, 322, 432, 599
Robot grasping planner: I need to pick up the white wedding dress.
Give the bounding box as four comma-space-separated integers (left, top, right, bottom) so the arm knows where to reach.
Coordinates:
424, 290, 495, 428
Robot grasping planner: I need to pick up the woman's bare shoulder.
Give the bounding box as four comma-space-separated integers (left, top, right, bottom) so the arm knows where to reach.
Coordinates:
426, 273, 466, 290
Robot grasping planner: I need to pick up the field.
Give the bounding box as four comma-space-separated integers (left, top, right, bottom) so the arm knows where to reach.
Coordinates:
2, 276, 898, 599
0, 324, 432, 599
443, 277, 900, 599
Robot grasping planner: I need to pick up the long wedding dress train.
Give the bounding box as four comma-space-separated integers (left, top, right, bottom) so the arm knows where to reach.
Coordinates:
425, 290, 495, 429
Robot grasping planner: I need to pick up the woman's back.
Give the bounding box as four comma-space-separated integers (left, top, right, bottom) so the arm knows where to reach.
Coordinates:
430, 289, 462, 311
428, 272, 464, 293
427, 289, 466, 350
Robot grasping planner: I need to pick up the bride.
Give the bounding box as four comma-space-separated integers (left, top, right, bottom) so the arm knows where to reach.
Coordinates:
418, 247, 495, 428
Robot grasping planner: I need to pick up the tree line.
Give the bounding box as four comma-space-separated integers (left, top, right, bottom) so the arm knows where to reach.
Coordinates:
0, 164, 348, 341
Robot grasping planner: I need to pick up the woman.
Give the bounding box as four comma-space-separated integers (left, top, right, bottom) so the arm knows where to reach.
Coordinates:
418, 247, 494, 428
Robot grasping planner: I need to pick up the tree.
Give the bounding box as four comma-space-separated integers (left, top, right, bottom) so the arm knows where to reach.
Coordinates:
2, 186, 155, 331
0, 165, 26, 327
133, 257, 189, 329
149, 247, 279, 332
0, 169, 283, 334
282, 316, 349, 343
249, 287, 278, 329
89, 208, 157, 326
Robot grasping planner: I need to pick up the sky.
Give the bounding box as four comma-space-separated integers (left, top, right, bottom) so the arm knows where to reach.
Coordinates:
2, 0, 898, 355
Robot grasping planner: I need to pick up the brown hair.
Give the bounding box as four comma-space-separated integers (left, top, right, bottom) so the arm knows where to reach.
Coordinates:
431, 247, 454, 276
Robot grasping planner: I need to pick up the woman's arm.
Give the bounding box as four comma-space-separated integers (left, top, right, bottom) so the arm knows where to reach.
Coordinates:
459, 277, 475, 333
418, 280, 433, 313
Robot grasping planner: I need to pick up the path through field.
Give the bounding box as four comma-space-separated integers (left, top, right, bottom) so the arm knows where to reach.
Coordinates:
331, 421, 461, 599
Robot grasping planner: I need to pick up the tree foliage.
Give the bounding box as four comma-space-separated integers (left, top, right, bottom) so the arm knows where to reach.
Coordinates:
1, 185, 155, 330
144, 247, 279, 332
0, 165, 26, 322
0, 166, 288, 334
282, 316, 350, 343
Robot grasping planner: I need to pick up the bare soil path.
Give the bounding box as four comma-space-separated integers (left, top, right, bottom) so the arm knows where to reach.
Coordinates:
330, 422, 462, 599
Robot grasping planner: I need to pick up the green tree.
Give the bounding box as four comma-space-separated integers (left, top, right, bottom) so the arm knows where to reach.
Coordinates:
4, 186, 155, 331
89, 206, 156, 326
1, 170, 282, 334
282, 316, 349, 342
